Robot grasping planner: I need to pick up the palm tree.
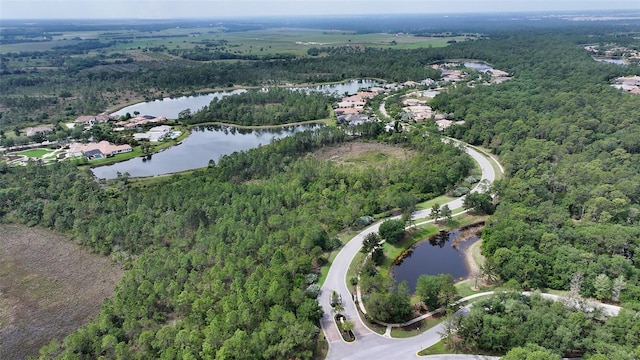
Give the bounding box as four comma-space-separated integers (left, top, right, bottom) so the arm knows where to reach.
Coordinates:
431, 203, 441, 223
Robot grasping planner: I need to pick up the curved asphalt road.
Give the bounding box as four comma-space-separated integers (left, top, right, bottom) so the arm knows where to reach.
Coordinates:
319, 143, 498, 360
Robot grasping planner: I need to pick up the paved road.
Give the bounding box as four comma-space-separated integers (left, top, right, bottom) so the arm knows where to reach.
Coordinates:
319, 143, 498, 360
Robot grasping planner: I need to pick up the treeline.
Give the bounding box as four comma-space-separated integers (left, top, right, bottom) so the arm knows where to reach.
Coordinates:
1, 128, 471, 358
52, 40, 116, 54
0, 45, 447, 128
189, 88, 337, 126
173, 48, 296, 61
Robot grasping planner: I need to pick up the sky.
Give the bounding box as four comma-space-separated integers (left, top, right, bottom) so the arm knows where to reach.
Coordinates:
1, 0, 638, 20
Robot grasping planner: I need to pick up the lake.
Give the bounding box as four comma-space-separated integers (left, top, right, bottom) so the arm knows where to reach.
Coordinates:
110, 79, 381, 119
92, 124, 319, 179
392, 229, 479, 293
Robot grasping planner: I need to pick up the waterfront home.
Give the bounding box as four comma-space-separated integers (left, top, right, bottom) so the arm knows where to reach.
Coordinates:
74, 114, 110, 127
133, 125, 173, 142
68, 141, 132, 159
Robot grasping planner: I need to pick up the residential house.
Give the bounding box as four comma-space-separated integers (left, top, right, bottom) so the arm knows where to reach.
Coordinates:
402, 98, 427, 106
403, 81, 419, 87
334, 107, 362, 116
133, 125, 173, 142
342, 94, 364, 103
116, 115, 168, 129
420, 78, 436, 86
404, 105, 433, 121
74, 114, 110, 127
336, 101, 365, 108
369, 87, 387, 94
338, 114, 369, 126
489, 69, 509, 77
441, 69, 465, 83
356, 91, 377, 99
84, 149, 104, 160
68, 140, 132, 159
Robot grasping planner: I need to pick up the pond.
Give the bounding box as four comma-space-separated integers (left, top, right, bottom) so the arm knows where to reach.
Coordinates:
463, 61, 494, 71
594, 57, 628, 65
392, 229, 479, 293
110, 79, 381, 119
92, 124, 320, 179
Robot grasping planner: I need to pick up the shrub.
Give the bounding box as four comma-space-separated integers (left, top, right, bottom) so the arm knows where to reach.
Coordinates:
305, 284, 321, 298
453, 186, 470, 197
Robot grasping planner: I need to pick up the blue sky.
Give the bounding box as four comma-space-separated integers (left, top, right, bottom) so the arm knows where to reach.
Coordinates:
1, 0, 638, 19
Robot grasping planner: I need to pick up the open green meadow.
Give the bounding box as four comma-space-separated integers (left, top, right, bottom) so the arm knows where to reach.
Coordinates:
2, 26, 466, 57
17, 148, 53, 158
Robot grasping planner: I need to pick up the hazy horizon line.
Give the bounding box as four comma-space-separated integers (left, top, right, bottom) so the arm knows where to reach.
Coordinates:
3, 9, 640, 22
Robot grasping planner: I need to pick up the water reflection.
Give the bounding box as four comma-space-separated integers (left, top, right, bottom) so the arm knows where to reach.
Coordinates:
428, 230, 450, 248
92, 124, 319, 179
392, 229, 479, 292
111, 80, 381, 119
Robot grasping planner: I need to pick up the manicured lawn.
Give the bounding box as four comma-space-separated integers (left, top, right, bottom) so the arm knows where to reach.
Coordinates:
17, 149, 52, 158
454, 282, 498, 299
419, 340, 448, 355
390, 314, 446, 338
416, 194, 456, 211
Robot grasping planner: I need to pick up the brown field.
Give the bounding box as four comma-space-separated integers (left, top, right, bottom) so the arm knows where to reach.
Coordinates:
314, 141, 413, 168
0, 223, 123, 359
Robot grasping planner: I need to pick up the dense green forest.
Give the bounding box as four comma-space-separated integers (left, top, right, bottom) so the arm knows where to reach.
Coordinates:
1, 46, 444, 127
189, 88, 337, 126
430, 33, 640, 356
0, 127, 471, 358
433, 34, 640, 300
2, 19, 640, 358
453, 291, 640, 358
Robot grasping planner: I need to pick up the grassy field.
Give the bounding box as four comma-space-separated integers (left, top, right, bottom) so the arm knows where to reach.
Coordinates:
17, 148, 53, 158
0, 223, 123, 360
390, 313, 447, 338
2, 27, 464, 58
314, 140, 415, 169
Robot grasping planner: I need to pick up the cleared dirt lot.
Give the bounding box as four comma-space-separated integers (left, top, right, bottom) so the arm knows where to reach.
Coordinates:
0, 223, 123, 359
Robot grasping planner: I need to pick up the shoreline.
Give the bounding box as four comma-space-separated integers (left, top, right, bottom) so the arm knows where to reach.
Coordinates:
464, 238, 482, 278
104, 78, 384, 115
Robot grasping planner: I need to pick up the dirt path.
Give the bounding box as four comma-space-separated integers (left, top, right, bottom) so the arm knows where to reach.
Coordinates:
0, 223, 123, 359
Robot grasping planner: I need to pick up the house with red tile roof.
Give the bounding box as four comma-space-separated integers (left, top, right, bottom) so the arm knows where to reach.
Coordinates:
67, 141, 132, 159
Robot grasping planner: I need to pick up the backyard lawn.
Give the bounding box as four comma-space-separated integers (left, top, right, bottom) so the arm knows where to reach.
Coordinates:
17, 149, 53, 158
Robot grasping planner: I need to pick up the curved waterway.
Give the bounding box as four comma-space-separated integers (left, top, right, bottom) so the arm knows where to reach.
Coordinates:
392, 229, 479, 292
92, 124, 319, 179
110, 79, 381, 119
97, 79, 380, 179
